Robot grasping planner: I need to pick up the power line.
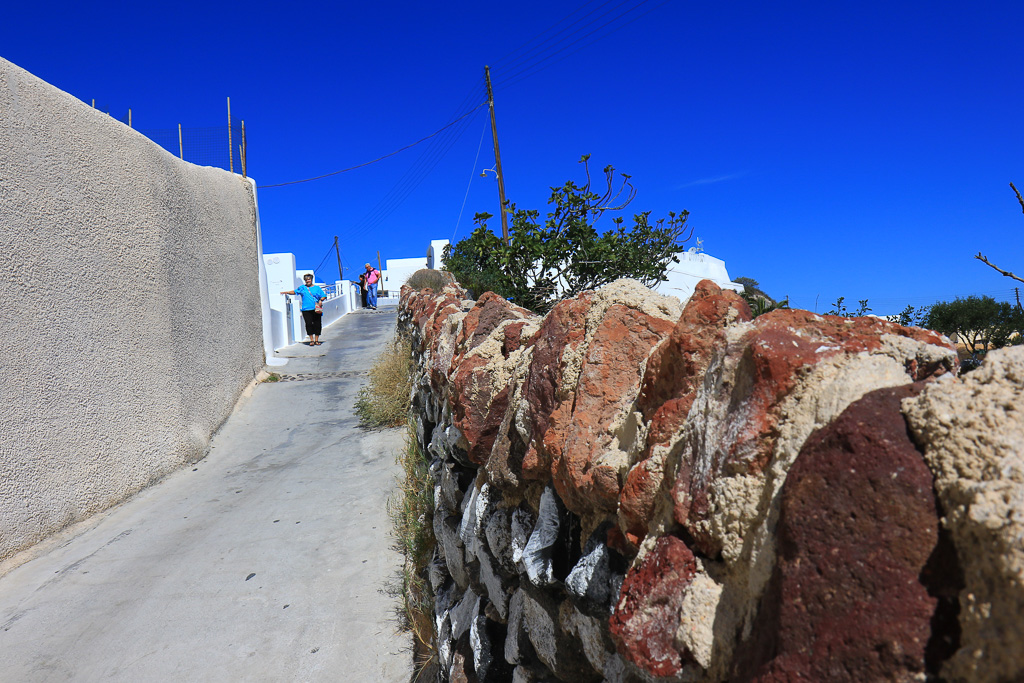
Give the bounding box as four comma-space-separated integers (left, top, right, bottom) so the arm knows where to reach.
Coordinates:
333, 81, 488, 243
489, 0, 619, 73
453, 118, 489, 244
256, 102, 487, 189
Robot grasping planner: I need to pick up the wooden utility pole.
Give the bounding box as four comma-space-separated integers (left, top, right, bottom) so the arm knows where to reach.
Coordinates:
241, 120, 247, 177
334, 236, 343, 283
227, 97, 234, 173
484, 66, 510, 246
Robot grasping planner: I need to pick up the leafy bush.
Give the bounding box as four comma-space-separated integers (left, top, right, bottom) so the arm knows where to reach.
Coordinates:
827, 296, 872, 317
734, 276, 788, 318
354, 335, 412, 429
405, 269, 455, 293
443, 155, 693, 312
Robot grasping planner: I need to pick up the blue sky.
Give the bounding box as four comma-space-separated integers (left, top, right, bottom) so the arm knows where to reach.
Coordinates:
4, 1, 1023, 314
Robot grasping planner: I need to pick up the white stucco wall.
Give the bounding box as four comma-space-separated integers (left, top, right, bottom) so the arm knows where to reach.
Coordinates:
0, 58, 266, 564
652, 249, 744, 302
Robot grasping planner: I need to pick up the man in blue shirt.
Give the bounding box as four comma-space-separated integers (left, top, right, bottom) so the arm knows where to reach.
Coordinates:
281, 274, 327, 345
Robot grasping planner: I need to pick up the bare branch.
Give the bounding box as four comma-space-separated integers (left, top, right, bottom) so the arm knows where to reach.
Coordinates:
1012, 182, 1024, 215
975, 253, 1024, 284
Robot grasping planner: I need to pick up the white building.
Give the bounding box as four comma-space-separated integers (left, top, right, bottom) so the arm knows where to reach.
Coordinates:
651, 248, 744, 302
380, 239, 449, 294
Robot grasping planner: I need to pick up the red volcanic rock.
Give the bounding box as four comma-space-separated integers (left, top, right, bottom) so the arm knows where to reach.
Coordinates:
609, 534, 697, 679
549, 304, 675, 515
520, 294, 595, 480
674, 308, 957, 554
451, 292, 533, 368
619, 281, 750, 539
400, 285, 469, 392
502, 321, 528, 357
735, 384, 943, 682
449, 294, 536, 465
638, 281, 751, 447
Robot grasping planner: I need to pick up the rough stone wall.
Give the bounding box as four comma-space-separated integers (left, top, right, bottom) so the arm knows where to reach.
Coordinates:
0, 58, 265, 564
399, 278, 1024, 682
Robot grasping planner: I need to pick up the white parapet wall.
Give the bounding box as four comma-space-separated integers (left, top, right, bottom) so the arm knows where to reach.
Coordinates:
0, 57, 266, 565
652, 248, 745, 303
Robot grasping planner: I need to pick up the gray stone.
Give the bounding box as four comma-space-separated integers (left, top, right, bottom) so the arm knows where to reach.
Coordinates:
512, 665, 545, 683
434, 511, 470, 589
511, 507, 535, 572
435, 578, 459, 617
438, 461, 464, 515
520, 587, 601, 682
459, 481, 493, 559
428, 548, 449, 593
450, 589, 482, 641
522, 486, 561, 586
565, 534, 618, 612
427, 421, 446, 460
559, 601, 628, 681
415, 414, 429, 454
469, 610, 493, 679
478, 548, 513, 620
505, 589, 526, 665
484, 507, 516, 574
436, 610, 454, 674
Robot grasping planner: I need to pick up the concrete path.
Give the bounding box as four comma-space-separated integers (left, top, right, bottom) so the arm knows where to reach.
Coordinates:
0, 308, 412, 682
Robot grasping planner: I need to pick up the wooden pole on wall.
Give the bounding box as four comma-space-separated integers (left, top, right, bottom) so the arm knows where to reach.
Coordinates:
178, 124, 183, 160
91, 99, 95, 108
128, 108, 132, 128
227, 97, 234, 174
241, 120, 247, 177
484, 66, 510, 246
334, 236, 343, 283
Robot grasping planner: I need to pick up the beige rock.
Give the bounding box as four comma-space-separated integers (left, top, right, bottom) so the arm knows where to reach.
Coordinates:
903, 346, 1024, 683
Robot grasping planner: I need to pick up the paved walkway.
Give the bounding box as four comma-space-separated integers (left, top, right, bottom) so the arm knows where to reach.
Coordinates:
0, 308, 412, 682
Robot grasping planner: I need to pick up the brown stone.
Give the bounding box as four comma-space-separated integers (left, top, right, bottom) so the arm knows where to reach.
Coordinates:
735, 384, 942, 682
674, 308, 957, 554
520, 294, 594, 480
619, 280, 750, 538
609, 534, 696, 679
548, 304, 674, 517
637, 280, 751, 447
449, 294, 537, 465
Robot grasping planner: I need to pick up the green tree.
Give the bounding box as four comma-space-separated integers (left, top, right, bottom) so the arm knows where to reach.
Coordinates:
443, 156, 693, 313
924, 295, 1008, 356
439, 221, 508, 299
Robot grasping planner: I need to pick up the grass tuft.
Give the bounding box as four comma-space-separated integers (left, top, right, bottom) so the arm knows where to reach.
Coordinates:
355, 335, 413, 429
385, 426, 437, 680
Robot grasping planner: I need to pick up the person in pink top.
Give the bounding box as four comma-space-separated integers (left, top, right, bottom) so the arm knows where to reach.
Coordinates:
364, 263, 381, 309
